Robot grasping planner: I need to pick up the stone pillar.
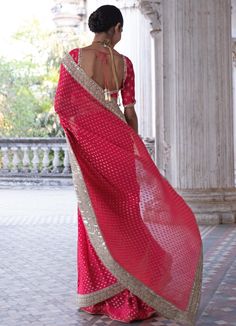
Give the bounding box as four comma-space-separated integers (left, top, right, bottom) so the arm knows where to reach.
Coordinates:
51, 0, 87, 51
231, 0, 236, 187
52, 0, 86, 31
141, 0, 236, 224
232, 39, 236, 183
140, 1, 166, 174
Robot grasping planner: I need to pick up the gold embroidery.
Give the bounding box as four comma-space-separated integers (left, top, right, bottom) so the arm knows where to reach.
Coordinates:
78, 47, 82, 65
122, 55, 127, 87
65, 133, 203, 326
186, 249, 203, 320
77, 283, 126, 307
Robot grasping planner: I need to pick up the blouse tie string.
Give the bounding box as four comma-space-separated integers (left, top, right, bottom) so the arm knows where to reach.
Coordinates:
92, 39, 120, 103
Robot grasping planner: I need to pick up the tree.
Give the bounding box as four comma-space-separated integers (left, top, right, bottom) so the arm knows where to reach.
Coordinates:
0, 19, 87, 137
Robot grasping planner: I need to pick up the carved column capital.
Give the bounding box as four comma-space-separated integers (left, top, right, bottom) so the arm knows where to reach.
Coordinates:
115, 0, 139, 9
139, 0, 162, 35
51, 0, 86, 28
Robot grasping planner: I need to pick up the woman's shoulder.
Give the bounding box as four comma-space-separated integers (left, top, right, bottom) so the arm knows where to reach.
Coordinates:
68, 47, 80, 56
67, 48, 80, 63
121, 55, 134, 71
66, 47, 133, 68
68, 46, 91, 56
118, 52, 132, 63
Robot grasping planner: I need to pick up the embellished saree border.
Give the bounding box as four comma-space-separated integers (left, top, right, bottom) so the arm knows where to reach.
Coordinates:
65, 131, 203, 326
77, 283, 126, 307
186, 249, 203, 320
122, 55, 127, 87
62, 53, 127, 124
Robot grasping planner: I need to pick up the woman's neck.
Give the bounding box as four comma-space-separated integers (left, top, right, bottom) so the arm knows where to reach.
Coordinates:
92, 34, 114, 48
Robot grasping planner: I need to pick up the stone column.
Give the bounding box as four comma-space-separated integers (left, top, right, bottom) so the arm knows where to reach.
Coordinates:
141, 0, 236, 224
232, 39, 236, 183
51, 0, 87, 51
52, 0, 86, 31
140, 1, 166, 174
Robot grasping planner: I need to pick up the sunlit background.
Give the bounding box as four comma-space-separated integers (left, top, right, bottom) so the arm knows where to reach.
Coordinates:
0, 0, 155, 141
0, 0, 89, 137
0, 0, 55, 59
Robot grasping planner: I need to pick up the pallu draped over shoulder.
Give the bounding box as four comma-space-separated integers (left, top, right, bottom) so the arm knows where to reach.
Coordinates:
54, 48, 203, 325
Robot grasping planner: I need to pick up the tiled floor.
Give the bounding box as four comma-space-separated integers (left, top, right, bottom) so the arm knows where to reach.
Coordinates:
0, 187, 236, 326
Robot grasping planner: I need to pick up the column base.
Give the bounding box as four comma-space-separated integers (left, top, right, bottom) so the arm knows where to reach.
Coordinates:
176, 188, 236, 225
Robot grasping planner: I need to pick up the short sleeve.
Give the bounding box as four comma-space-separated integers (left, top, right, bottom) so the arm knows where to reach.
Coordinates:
121, 56, 136, 108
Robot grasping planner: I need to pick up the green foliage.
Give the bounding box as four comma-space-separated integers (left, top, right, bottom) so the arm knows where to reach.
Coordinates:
0, 19, 87, 137
35, 111, 65, 137
0, 57, 41, 136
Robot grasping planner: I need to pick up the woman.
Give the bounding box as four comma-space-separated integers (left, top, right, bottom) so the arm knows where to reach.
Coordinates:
54, 5, 203, 325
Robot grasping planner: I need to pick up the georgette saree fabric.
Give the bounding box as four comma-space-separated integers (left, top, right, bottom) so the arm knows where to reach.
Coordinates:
54, 48, 203, 325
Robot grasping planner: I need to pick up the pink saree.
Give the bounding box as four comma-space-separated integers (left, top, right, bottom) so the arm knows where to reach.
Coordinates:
54, 48, 203, 325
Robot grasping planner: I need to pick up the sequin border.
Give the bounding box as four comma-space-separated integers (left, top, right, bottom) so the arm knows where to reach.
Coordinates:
78, 47, 82, 65
64, 130, 203, 326
77, 283, 126, 307
62, 53, 127, 123
122, 55, 127, 88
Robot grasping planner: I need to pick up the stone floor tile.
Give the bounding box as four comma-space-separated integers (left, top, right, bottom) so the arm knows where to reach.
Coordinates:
1, 188, 236, 325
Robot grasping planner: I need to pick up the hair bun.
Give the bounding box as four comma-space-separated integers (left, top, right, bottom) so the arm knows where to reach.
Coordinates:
91, 11, 98, 20
88, 5, 123, 34
88, 10, 107, 33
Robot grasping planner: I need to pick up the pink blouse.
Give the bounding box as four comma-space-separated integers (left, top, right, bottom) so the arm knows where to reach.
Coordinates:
121, 56, 136, 108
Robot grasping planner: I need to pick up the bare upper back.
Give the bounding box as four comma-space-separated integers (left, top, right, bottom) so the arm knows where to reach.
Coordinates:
79, 45, 125, 91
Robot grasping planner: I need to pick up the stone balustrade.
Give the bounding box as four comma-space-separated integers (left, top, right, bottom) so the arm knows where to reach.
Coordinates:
0, 137, 155, 186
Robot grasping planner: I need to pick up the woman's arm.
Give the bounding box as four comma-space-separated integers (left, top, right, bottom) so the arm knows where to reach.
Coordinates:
121, 56, 138, 133
124, 106, 138, 134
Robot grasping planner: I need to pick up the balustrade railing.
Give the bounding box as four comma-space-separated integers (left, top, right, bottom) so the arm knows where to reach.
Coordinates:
0, 138, 70, 176
0, 137, 155, 186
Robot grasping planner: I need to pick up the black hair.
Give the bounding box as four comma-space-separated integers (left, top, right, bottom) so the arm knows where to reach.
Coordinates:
88, 5, 123, 33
